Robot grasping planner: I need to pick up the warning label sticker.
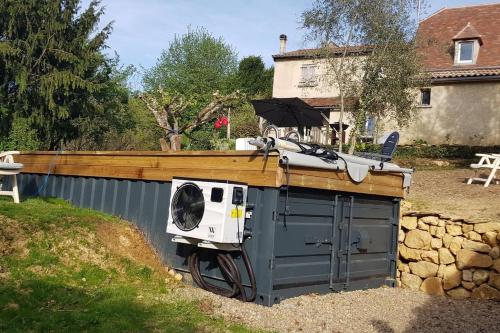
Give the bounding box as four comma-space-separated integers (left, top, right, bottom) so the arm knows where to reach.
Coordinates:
231, 208, 243, 218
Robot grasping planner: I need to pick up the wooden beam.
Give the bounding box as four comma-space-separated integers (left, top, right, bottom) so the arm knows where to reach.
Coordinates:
280, 172, 405, 197
20, 163, 278, 187
276, 166, 405, 197
15, 154, 276, 172
19, 150, 275, 157
16, 151, 407, 197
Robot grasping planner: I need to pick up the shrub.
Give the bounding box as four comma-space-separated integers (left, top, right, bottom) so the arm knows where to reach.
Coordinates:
1, 117, 42, 151
230, 102, 260, 138
210, 138, 235, 150
356, 143, 500, 159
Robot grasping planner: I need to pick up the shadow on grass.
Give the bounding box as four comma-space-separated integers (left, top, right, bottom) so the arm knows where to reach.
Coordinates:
0, 277, 204, 333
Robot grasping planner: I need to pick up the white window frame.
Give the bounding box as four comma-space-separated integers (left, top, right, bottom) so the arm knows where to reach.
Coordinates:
299, 64, 317, 87
457, 41, 474, 64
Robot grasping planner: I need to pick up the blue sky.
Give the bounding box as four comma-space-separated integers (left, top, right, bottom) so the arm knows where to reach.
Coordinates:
83, 0, 496, 71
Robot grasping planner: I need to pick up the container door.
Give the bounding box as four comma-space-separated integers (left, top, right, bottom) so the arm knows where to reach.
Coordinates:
330, 195, 397, 291
273, 188, 336, 292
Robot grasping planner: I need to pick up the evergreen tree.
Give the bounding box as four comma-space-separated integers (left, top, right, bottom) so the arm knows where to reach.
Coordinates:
237, 56, 273, 98
0, 0, 119, 149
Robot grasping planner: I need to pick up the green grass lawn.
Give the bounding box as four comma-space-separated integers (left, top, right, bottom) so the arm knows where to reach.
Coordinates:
0, 197, 259, 333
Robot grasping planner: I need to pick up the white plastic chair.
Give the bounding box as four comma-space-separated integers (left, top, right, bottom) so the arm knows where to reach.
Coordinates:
0, 151, 24, 203
467, 153, 500, 187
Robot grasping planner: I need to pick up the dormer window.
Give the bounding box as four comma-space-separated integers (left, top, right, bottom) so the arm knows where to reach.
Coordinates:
457, 41, 474, 64
452, 22, 482, 66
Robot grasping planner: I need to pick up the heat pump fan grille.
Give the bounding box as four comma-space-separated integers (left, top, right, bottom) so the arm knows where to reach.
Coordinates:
171, 182, 205, 231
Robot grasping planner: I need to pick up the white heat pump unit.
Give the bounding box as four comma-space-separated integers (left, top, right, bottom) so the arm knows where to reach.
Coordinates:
166, 178, 247, 245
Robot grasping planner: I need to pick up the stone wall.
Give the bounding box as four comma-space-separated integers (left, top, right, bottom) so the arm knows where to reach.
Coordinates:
396, 212, 500, 301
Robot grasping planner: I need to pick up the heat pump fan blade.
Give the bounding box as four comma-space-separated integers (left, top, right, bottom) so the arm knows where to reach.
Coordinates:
171, 182, 205, 231
188, 201, 204, 209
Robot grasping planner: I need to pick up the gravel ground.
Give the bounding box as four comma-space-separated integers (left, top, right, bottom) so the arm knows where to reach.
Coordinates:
170, 169, 500, 333
177, 286, 500, 333
407, 169, 500, 222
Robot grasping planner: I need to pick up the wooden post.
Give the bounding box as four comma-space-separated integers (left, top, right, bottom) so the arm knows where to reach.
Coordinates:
326, 108, 332, 145
227, 107, 231, 139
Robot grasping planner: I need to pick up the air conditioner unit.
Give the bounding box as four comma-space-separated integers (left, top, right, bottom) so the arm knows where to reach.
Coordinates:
166, 178, 247, 244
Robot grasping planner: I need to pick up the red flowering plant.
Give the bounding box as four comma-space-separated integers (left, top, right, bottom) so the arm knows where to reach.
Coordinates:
213, 116, 229, 130
210, 114, 234, 150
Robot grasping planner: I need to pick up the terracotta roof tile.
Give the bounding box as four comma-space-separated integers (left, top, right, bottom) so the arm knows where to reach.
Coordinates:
452, 22, 482, 43
303, 97, 340, 107
302, 97, 357, 108
417, 3, 500, 70
273, 45, 372, 60
273, 4, 500, 82
427, 66, 500, 79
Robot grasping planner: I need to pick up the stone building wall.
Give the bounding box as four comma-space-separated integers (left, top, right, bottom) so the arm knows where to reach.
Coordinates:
396, 212, 500, 301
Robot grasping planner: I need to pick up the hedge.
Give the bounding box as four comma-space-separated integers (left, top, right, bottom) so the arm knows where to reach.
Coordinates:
355, 143, 500, 159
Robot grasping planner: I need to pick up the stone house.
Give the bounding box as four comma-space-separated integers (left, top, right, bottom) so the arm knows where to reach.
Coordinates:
271, 3, 500, 145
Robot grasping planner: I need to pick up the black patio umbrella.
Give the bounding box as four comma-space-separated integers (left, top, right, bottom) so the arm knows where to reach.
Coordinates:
251, 97, 325, 127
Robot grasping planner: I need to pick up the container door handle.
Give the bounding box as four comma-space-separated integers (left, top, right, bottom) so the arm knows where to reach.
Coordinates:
304, 235, 332, 247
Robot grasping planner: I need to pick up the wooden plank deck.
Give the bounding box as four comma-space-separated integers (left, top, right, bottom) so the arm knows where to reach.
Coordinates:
15, 151, 406, 197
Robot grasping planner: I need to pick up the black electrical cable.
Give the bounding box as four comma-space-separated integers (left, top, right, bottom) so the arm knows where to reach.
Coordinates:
188, 244, 257, 302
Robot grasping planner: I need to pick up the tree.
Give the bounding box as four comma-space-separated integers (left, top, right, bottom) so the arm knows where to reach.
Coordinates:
229, 56, 274, 141
230, 102, 261, 139
144, 27, 238, 105
139, 89, 242, 151
117, 96, 164, 151
302, 0, 426, 152
0, 0, 122, 149
64, 59, 136, 150
237, 56, 273, 98
143, 27, 240, 150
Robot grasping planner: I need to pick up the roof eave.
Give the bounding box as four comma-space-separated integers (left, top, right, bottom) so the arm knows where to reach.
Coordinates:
431, 75, 500, 83
452, 36, 483, 45
272, 50, 372, 61
272, 54, 321, 61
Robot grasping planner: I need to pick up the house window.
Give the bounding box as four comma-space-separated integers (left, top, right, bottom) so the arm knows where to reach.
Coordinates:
364, 116, 375, 137
457, 41, 474, 64
420, 89, 431, 106
299, 64, 317, 86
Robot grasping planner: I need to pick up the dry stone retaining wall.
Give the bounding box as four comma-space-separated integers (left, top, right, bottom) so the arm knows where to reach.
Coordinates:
397, 212, 500, 301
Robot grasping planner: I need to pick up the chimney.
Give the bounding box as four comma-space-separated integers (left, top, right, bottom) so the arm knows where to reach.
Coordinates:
279, 34, 287, 54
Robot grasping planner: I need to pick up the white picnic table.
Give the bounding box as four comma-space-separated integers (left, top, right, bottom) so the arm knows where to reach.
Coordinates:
0, 151, 24, 203
467, 153, 500, 187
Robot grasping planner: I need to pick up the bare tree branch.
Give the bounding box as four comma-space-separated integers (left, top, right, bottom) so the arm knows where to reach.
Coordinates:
140, 89, 242, 150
